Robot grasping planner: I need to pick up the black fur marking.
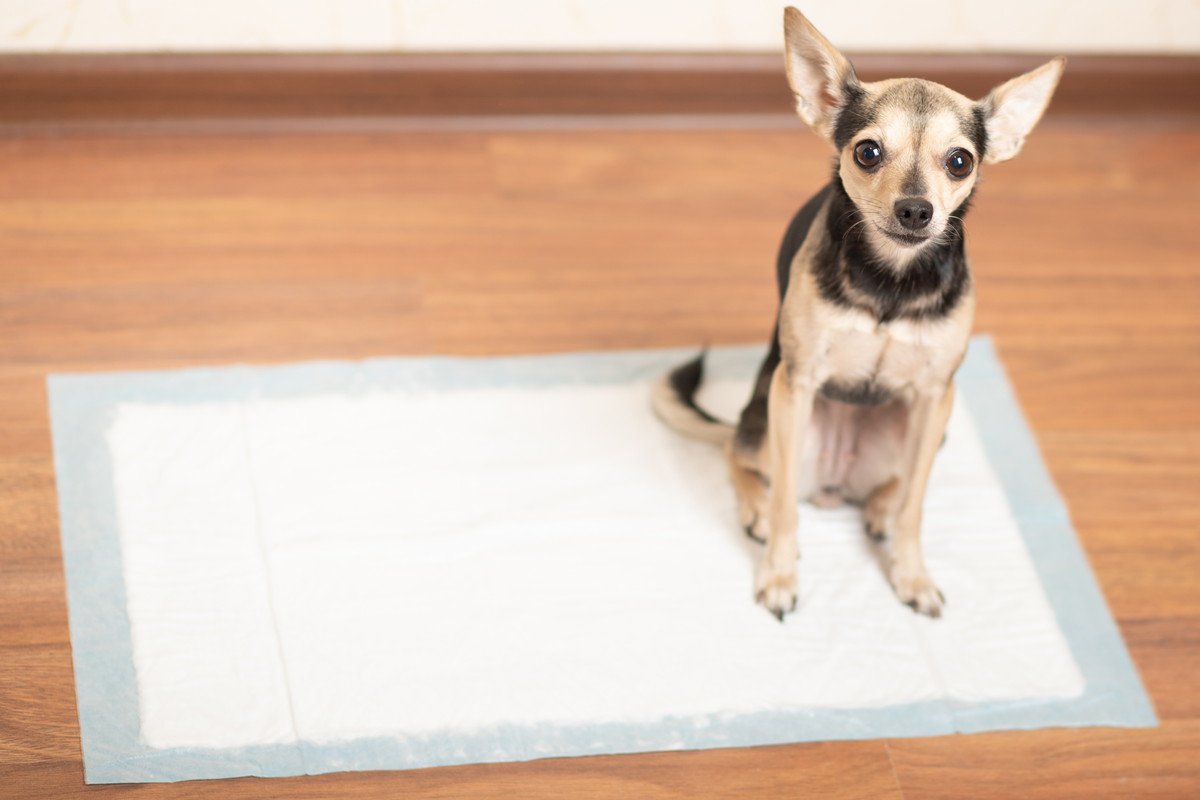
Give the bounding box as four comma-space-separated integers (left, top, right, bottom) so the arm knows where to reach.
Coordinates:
776, 183, 833, 298
832, 81, 874, 151
819, 379, 895, 407
811, 175, 971, 322
667, 353, 721, 424
732, 154, 971, 453
735, 172, 969, 450
733, 330, 780, 454
724, 81, 980, 470
909, 82, 939, 117
901, 162, 926, 198
968, 105, 989, 161
733, 183, 835, 455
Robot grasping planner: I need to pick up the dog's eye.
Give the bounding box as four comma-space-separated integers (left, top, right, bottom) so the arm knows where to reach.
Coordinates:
945, 148, 974, 179
853, 140, 883, 170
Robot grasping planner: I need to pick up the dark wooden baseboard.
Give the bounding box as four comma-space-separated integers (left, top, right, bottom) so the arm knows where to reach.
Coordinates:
1, 52, 1196, 134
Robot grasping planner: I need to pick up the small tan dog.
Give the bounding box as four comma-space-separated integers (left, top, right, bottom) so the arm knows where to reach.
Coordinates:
654, 7, 1064, 620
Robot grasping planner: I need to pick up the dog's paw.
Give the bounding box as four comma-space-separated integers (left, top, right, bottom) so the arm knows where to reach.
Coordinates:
755, 564, 798, 621
889, 564, 945, 618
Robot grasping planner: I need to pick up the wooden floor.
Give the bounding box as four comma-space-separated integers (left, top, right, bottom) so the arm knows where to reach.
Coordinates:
1, 114, 1198, 798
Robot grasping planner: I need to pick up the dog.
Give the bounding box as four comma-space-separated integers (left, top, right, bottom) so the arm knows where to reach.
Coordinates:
653, 7, 1064, 621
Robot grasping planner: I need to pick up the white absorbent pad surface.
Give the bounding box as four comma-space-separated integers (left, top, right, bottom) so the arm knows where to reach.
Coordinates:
48, 337, 1155, 783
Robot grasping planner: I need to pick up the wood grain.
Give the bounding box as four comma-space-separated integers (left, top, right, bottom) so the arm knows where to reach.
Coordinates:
0, 111, 1198, 797
886, 721, 1200, 799
0, 53, 1196, 135
5, 742, 904, 799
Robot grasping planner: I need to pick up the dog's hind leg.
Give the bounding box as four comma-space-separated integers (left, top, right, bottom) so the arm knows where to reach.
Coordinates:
729, 337, 781, 542
727, 440, 769, 542
863, 477, 900, 542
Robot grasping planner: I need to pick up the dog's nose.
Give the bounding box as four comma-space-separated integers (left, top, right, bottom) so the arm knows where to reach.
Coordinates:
894, 198, 934, 231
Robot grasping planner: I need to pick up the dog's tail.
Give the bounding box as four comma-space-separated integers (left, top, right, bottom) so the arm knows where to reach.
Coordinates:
651, 351, 735, 445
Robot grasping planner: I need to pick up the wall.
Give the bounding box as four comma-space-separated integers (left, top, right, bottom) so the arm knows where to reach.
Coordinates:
1, 0, 1198, 54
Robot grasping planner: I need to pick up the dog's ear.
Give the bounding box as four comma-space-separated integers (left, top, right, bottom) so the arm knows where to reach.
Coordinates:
978, 58, 1066, 164
782, 7, 858, 144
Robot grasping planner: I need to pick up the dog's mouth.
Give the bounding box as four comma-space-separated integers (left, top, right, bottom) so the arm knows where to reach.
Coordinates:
876, 226, 931, 247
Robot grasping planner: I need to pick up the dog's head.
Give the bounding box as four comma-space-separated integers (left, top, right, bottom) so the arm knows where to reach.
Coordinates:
783, 7, 1063, 262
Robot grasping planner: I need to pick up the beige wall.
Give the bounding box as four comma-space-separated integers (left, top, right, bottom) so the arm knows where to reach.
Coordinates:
2, 0, 1197, 53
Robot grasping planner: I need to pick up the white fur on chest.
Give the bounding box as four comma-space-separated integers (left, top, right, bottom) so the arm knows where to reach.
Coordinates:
812, 306, 970, 397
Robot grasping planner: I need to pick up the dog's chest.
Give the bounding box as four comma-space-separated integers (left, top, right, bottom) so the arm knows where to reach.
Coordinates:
815, 310, 967, 402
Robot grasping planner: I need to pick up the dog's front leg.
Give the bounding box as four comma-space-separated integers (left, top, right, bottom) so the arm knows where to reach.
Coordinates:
888, 380, 956, 617
756, 362, 815, 620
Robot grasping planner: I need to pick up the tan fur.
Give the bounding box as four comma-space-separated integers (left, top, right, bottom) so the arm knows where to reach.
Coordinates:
726, 439, 770, 541
744, 8, 1059, 618
654, 8, 1061, 620
650, 374, 731, 445
753, 265, 975, 617
864, 476, 900, 540
782, 6, 855, 138
981, 58, 1066, 163
839, 98, 980, 265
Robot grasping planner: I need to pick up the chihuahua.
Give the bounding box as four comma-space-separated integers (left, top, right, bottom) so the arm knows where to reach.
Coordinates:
653, 7, 1064, 620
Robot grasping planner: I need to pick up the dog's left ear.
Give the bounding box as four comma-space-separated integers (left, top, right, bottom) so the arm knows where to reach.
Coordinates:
978, 57, 1066, 164
782, 7, 859, 144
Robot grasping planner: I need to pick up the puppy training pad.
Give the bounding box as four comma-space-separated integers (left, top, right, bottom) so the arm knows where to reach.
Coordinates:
48, 337, 1155, 783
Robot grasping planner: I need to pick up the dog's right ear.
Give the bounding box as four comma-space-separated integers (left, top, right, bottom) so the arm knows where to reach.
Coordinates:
782, 7, 858, 144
